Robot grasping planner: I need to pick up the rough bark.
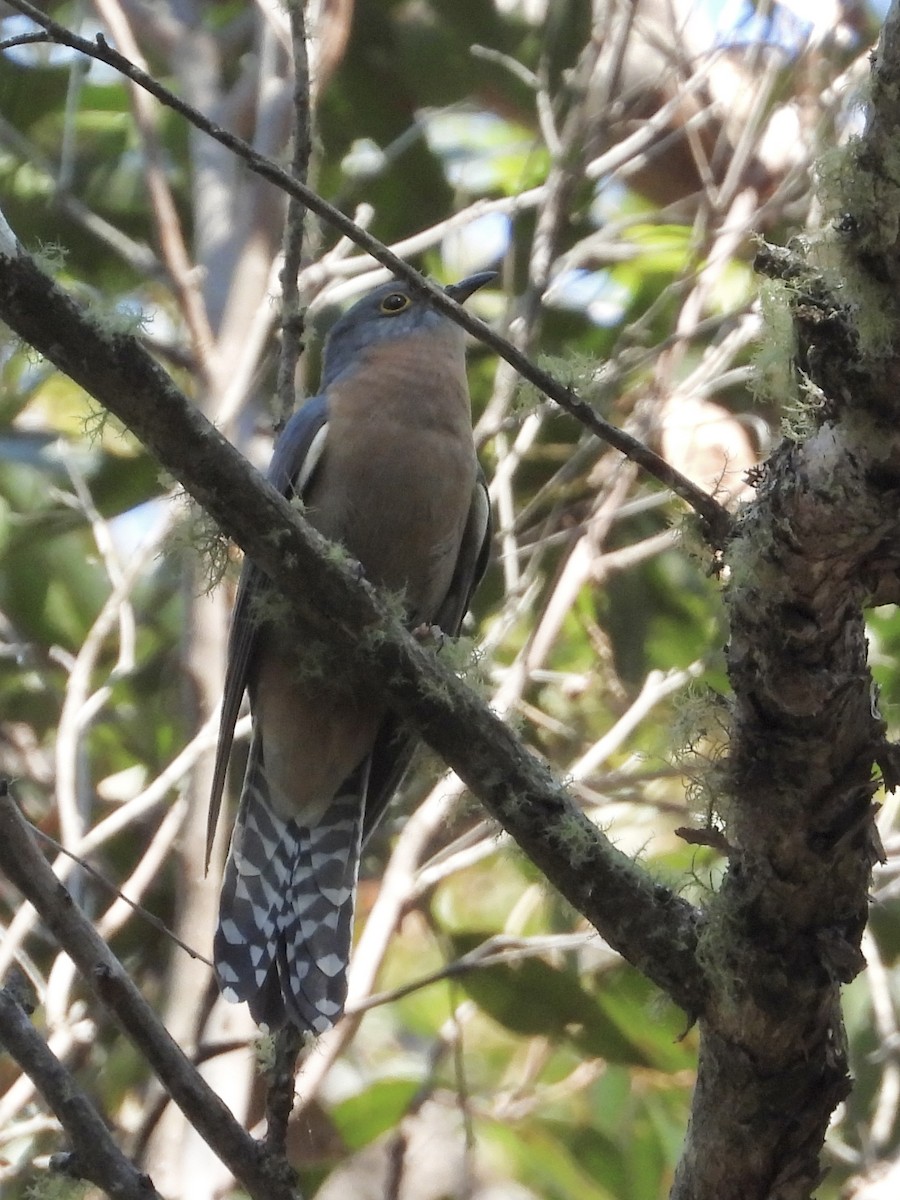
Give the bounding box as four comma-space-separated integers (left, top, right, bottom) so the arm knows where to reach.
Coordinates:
672, 6, 900, 1192
673, 422, 891, 1198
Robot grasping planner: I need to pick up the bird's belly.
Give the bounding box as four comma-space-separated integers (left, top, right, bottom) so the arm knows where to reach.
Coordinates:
252, 643, 383, 822
253, 417, 475, 819
310, 427, 475, 624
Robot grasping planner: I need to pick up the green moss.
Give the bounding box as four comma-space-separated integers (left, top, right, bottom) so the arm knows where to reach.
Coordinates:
813, 137, 900, 357
323, 538, 355, 568
693, 892, 740, 1003
723, 516, 779, 599
752, 278, 799, 410
782, 369, 827, 440
249, 583, 290, 626
671, 685, 732, 827
81, 400, 111, 445
675, 510, 719, 576
25, 1177, 88, 1200
169, 501, 232, 594
358, 593, 406, 652
382, 587, 408, 624
854, 280, 897, 356
553, 806, 602, 866
253, 1029, 277, 1072
263, 524, 290, 548
32, 241, 68, 275
416, 666, 455, 706
517, 351, 616, 415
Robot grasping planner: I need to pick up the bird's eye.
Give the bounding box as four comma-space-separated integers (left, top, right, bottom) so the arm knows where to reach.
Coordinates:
379, 292, 411, 314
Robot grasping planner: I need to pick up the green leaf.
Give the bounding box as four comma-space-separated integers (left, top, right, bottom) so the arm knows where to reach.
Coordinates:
448, 936, 653, 1066
483, 1117, 619, 1200
330, 1079, 421, 1151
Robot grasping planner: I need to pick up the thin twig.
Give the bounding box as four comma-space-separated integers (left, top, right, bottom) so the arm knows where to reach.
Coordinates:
345, 933, 607, 1016
1, 0, 732, 548
274, 0, 312, 434
89, 0, 218, 384
29, 811, 209, 968
54, 460, 140, 855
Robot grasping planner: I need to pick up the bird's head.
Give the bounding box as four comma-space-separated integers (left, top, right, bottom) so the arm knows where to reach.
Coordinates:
320, 271, 495, 389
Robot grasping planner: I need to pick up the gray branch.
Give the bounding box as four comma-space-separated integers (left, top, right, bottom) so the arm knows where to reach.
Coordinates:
0, 984, 162, 1200
0, 236, 705, 1017
0, 792, 300, 1200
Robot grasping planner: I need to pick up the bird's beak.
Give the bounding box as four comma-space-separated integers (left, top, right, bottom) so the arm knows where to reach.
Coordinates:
444, 271, 497, 303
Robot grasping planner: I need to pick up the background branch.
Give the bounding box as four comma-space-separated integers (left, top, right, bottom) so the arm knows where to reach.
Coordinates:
0, 789, 301, 1200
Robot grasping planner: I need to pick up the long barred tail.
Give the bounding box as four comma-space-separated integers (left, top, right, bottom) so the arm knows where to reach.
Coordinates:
214, 733, 366, 1033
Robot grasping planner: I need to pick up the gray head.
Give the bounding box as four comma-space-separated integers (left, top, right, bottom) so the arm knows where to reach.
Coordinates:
320, 271, 495, 390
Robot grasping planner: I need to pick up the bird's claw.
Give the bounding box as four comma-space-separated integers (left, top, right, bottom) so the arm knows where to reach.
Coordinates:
411, 622, 445, 650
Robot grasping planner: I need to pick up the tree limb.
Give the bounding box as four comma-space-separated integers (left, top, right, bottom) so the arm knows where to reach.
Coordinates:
0, 228, 706, 1019
0, 983, 163, 1200
0, 789, 301, 1200
669, 5, 900, 1191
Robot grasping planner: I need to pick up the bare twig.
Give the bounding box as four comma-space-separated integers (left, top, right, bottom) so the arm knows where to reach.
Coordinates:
28, 806, 207, 968
54, 461, 142, 855
0, 705, 248, 986
90, 0, 217, 383
274, 0, 312, 433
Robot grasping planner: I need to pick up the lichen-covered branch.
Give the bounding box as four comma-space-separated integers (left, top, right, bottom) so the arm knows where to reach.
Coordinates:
0, 231, 706, 1018
672, 426, 890, 1200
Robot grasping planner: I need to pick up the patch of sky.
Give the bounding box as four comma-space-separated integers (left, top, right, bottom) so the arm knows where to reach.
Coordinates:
423, 108, 543, 193
710, 0, 865, 54
1, 13, 119, 81
441, 211, 511, 280
544, 268, 631, 328
110, 496, 168, 557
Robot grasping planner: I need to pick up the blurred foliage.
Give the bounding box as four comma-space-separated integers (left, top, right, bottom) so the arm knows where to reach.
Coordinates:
0, 0, 899, 1198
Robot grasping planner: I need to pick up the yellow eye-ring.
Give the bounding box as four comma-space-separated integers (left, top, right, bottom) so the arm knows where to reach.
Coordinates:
379, 292, 411, 315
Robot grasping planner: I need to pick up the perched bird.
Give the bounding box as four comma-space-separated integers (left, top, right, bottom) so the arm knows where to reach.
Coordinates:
208, 272, 494, 1034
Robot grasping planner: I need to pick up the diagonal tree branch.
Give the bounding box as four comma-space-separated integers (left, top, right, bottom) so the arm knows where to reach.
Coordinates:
0, 0, 732, 549
0, 982, 164, 1200
0, 789, 300, 1200
0, 221, 707, 1019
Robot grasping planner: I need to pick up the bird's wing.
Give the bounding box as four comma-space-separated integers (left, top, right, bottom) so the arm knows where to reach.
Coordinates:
361, 469, 492, 843
434, 467, 492, 636
206, 395, 331, 867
